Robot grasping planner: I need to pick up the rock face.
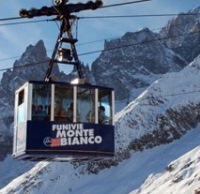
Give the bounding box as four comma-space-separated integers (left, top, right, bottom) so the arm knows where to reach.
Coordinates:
160, 7, 200, 63
0, 40, 59, 158
92, 28, 187, 100
92, 7, 200, 100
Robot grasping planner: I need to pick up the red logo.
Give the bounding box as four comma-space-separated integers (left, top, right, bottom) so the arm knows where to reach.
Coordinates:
50, 138, 61, 147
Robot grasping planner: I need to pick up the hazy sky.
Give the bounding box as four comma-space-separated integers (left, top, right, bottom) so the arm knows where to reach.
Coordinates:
0, 0, 199, 77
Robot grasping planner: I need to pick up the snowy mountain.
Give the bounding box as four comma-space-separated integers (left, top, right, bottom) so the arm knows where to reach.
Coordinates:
160, 6, 200, 63
1, 50, 200, 194
92, 6, 200, 101
92, 28, 187, 100
1, 6, 200, 194
115, 55, 200, 152
130, 143, 200, 194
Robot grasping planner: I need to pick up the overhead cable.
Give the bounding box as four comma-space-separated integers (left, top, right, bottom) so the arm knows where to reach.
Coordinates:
100, 0, 151, 9
0, 16, 22, 22
0, 19, 49, 26
0, 60, 49, 72
0, 0, 151, 21
0, 12, 200, 27
78, 13, 200, 19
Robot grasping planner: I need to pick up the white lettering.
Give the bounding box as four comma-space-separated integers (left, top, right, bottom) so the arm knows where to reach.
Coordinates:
88, 129, 94, 136
52, 124, 85, 131
52, 125, 57, 131
66, 130, 75, 137
56, 130, 66, 138
52, 124, 103, 146
88, 137, 94, 144
75, 129, 83, 137
72, 137, 79, 145
79, 137, 88, 144
61, 138, 67, 146
95, 136, 102, 144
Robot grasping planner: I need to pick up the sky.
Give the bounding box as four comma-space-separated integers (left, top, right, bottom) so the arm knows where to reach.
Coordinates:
0, 0, 200, 78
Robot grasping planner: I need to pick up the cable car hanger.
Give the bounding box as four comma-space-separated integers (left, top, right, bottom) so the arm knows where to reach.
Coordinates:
18, 0, 151, 82
19, 0, 103, 82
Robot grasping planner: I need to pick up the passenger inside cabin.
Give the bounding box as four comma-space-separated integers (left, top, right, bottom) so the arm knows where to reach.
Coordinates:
86, 110, 95, 123
98, 105, 108, 124
38, 105, 47, 120
66, 102, 80, 122
32, 104, 47, 120
54, 100, 66, 121
66, 102, 74, 122
32, 104, 38, 120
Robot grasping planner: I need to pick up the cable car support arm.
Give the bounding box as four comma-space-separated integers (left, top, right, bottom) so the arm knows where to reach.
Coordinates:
44, 16, 84, 81
18, 0, 151, 81
19, 0, 103, 81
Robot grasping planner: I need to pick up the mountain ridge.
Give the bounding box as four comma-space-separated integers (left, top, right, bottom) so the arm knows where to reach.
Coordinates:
92, 27, 187, 100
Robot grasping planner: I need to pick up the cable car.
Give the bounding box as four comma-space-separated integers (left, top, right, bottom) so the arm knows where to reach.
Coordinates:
12, 0, 115, 162
13, 80, 114, 161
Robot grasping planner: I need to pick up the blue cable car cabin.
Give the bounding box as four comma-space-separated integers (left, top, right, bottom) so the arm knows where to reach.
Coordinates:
13, 80, 115, 161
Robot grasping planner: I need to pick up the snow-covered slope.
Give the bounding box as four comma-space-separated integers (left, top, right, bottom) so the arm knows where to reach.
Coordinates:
1, 51, 200, 194
115, 55, 200, 151
130, 135, 200, 194
1, 122, 200, 194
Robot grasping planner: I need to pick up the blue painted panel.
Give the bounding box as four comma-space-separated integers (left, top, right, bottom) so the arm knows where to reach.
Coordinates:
26, 121, 114, 156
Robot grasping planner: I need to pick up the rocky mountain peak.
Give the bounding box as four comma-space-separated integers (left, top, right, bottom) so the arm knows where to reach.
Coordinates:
104, 28, 155, 51
189, 6, 200, 15
14, 40, 47, 68
160, 6, 200, 63
0, 40, 59, 141
91, 7, 200, 100
92, 27, 187, 100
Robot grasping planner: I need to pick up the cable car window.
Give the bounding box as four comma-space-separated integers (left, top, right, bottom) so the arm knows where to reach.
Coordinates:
32, 84, 51, 121
54, 84, 73, 121
77, 87, 95, 123
17, 89, 25, 122
98, 89, 112, 125
18, 90, 24, 105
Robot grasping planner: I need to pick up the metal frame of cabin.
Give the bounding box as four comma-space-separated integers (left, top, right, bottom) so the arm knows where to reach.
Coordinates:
13, 80, 115, 161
